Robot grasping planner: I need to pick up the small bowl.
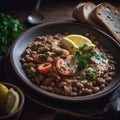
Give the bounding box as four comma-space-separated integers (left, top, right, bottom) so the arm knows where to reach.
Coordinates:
0, 82, 25, 120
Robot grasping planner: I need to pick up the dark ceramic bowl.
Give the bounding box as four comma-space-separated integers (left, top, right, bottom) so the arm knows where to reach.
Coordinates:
0, 82, 25, 120
10, 21, 120, 102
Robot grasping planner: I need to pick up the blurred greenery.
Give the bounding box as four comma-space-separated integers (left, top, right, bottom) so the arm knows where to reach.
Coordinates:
0, 12, 26, 60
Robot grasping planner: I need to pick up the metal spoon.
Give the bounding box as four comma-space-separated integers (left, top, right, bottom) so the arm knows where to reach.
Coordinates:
27, 0, 44, 25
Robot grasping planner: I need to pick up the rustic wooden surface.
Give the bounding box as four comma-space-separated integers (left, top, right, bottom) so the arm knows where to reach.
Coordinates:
0, 0, 120, 26
0, 0, 120, 120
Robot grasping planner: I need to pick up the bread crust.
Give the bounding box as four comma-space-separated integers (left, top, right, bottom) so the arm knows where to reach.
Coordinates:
77, 2, 96, 24
90, 2, 120, 43
72, 2, 85, 20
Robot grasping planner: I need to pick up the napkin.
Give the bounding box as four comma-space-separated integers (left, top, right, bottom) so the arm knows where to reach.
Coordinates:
104, 86, 120, 118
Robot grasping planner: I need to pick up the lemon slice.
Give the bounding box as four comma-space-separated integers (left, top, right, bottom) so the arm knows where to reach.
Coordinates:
62, 34, 95, 54
0, 83, 9, 109
6, 88, 20, 114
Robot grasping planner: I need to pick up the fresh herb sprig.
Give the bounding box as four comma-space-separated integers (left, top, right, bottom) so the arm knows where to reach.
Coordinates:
75, 44, 107, 71
86, 70, 96, 79
75, 44, 93, 70
56, 50, 63, 56
0, 12, 26, 60
39, 54, 48, 60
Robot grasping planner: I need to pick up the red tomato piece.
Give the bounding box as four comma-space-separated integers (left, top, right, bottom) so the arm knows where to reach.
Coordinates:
56, 58, 73, 76
54, 47, 70, 58
33, 54, 53, 63
38, 63, 52, 74
47, 57, 54, 63
61, 49, 70, 58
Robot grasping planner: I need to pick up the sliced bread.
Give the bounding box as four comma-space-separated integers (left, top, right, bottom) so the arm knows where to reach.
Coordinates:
90, 2, 120, 43
72, 2, 86, 20
72, 2, 102, 29
77, 2, 96, 24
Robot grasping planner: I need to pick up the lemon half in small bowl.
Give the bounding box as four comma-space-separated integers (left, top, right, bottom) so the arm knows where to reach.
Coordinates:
0, 82, 25, 120
6, 88, 20, 114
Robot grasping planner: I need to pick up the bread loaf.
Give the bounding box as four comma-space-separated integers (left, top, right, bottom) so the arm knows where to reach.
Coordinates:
90, 2, 120, 43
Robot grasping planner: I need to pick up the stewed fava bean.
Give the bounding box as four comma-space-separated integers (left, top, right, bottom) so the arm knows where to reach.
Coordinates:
20, 33, 116, 96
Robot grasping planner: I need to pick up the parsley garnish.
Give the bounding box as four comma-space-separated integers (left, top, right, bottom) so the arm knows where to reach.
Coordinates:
56, 50, 63, 56
91, 50, 107, 60
75, 44, 92, 70
91, 51, 101, 59
86, 70, 96, 79
39, 54, 48, 60
79, 44, 88, 52
101, 53, 107, 60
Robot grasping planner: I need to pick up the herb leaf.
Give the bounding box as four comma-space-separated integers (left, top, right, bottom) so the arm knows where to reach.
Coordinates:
39, 54, 48, 60
86, 70, 96, 79
56, 50, 63, 56
0, 12, 26, 60
79, 44, 88, 52
77, 59, 88, 71
75, 44, 92, 70
101, 53, 107, 60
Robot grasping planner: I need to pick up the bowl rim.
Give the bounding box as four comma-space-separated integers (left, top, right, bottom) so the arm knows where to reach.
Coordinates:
10, 21, 120, 102
0, 82, 25, 119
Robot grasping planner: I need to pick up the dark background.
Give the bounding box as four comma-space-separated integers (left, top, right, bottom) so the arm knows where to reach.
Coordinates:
0, 0, 120, 9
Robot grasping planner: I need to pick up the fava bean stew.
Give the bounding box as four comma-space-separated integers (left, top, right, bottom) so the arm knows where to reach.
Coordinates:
20, 33, 116, 96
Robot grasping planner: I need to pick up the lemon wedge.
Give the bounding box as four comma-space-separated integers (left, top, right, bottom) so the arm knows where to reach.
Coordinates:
6, 88, 20, 114
0, 83, 9, 110
61, 37, 77, 55
61, 34, 95, 54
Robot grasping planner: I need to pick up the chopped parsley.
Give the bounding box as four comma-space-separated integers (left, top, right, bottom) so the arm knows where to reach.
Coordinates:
91, 51, 101, 59
86, 70, 96, 79
91, 51, 107, 60
77, 59, 88, 71
75, 44, 107, 71
79, 44, 88, 52
39, 54, 48, 60
75, 44, 92, 70
56, 50, 63, 56
101, 53, 107, 60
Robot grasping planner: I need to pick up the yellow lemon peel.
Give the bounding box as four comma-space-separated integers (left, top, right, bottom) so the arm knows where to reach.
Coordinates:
0, 83, 9, 109
6, 88, 20, 114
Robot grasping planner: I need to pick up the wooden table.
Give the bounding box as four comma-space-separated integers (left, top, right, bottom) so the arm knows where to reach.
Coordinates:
0, 0, 120, 120
0, 0, 75, 25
